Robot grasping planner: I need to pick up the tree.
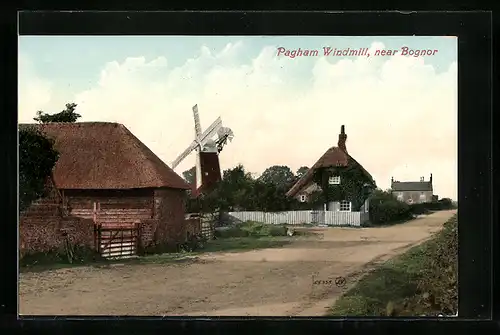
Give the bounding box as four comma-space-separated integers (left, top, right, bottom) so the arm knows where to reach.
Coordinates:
34, 103, 81, 123
296, 166, 309, 178
368, 189, 412, 225
200, 164, 255, 213
182, 166, 196, 185
19, 126, 59, 211
258, 165, 296, 191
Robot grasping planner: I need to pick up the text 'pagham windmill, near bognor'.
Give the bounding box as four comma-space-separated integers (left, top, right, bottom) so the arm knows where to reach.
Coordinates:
171, 104, 234, 197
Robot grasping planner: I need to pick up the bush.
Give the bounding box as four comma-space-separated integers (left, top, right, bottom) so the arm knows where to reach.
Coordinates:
409, 198, 456, 215
214, 221, 288, 238
408, 203, 430, 215
369, 190, 412, 225
410, 215, 458, 314
20, 245, 105, 268
214, 226, 250, 238
19, 126, 60, 212
269, 225, 288, 236
178, 233, 208, 252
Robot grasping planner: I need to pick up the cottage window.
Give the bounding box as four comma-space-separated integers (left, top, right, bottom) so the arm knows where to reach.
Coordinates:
419, 192, 426, 201
328, 175, 341, 185
299, 194, 306, 202
339, 200, 351, 212
397, 193, 404, 201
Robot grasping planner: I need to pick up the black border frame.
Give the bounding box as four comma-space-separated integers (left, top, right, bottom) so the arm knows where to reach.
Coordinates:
2, 10, 496, 334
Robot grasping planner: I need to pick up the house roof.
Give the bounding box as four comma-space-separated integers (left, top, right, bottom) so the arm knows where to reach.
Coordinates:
391, 181, 433, 192
286, 126, 374, 198
19, 122, 190, 190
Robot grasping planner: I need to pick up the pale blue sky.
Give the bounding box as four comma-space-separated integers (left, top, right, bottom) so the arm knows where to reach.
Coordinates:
19, 35, 457, 99
18, 36, 458, 198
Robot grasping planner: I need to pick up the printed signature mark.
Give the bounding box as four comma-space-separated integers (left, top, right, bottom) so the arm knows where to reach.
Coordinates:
312, 276, 346, 287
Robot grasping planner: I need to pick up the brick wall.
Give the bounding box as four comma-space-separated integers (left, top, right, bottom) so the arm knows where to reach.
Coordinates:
19, 197, 95, 259
150, 188, 187, 247
138, 218, 158, 249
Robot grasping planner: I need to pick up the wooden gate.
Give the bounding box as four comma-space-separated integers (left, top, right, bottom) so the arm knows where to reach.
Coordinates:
95, 223, 139, 260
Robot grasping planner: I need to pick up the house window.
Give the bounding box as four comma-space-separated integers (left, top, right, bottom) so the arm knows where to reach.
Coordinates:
299, 195, 306, 202
339, 200, 351, 212
397, 193, 404, 201
328, 175, 341, 185
420, 192, 426, 201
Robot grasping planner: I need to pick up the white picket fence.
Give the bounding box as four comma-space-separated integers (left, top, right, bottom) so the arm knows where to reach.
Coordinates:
227, 210, 369, 227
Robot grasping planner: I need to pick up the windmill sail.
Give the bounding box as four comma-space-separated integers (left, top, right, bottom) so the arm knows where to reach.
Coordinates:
171, 104, 234, 198
192, 104, 202, 138
171, 116, 223, 169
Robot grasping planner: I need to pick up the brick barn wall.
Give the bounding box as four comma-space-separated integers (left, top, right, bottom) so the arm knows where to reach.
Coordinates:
151, 188, 187, 247
19, 197, 95, 259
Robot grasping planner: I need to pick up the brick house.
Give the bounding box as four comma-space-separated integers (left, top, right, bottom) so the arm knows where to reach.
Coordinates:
286, 125, 375, 212
19, 122, 192, 257
391, 174, 434, 204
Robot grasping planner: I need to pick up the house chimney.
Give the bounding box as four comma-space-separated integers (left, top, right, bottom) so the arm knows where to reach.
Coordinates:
338, 125, 347, 152
430, 173, 433, 183
420, 176, 424, 182
391, 177, 394, 184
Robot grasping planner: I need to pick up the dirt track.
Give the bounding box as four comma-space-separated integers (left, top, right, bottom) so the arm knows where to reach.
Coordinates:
19, 210, 456, 316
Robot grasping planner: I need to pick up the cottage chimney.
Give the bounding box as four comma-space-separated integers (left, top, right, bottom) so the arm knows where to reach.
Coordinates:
430, 173, 433, 183
420, 176, 424, 182
391, 177, 394, 184
338, 125, 347, 152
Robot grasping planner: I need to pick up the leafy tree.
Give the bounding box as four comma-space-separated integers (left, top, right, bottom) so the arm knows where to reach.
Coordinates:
19, 126, 59, 211
182, 166, 196, 185
296, 166, 309, 178
247, 179, 291, 212
200, 164, 255, 213
258, 165, 296, 191
34, 103, 81, 123
368, 189, 412, 225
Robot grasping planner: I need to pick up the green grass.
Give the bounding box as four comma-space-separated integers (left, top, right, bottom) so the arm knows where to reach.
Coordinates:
328, 214, 458, 317
203, 236, 292, 253
21, 224, 296, 272
215, 221, 289, 238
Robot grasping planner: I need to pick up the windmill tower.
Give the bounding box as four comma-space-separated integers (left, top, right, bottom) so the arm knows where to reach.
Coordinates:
171, 104, 234, 197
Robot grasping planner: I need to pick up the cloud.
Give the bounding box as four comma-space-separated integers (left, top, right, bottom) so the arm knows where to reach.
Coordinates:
18, 40, 458, 199
18, 53, 53, 123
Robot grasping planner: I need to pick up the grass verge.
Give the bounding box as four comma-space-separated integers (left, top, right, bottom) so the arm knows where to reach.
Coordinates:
328, 214, 458, 317
20, 222, 296, 272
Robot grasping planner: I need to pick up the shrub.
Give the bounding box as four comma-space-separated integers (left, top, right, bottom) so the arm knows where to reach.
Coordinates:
369, 190, 412, 225
269, 225, 287, 236
214, 226, 249, 238
178, 233, 208, 252
20, 245, 104, 268
408, 203, 430, 215
214, 221, 288, 238
412, 215, 458, 314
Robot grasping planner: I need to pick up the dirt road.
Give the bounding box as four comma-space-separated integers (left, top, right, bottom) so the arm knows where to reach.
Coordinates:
19, 210, 456, 316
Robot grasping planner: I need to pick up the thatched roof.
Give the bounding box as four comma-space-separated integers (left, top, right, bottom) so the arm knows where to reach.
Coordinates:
286, 125, 373, 197
19, 122, 190, 190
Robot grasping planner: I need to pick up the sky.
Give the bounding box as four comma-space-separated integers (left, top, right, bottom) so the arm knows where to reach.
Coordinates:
18, 35, 458, 199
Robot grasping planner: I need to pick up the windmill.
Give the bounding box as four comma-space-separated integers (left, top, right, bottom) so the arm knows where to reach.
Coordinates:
171, 104, 234, 197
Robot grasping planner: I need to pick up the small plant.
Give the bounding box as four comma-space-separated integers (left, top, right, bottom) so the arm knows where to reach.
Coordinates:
178, 233, 208, 252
